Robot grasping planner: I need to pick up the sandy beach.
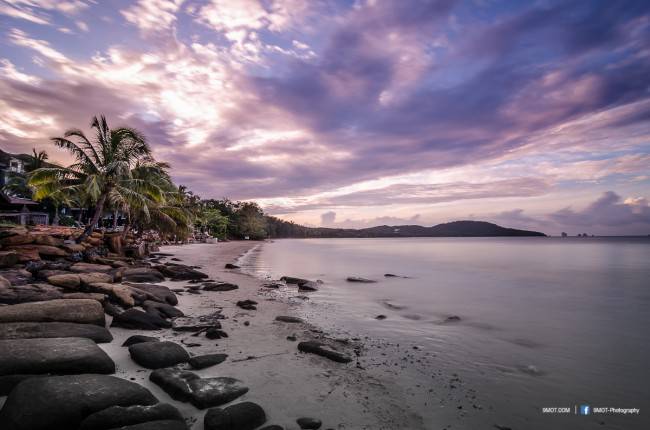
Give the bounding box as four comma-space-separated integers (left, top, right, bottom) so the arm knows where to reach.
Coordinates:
99, 241, 425, 430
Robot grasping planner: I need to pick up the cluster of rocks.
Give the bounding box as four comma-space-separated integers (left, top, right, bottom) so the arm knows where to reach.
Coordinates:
0, 226, 339, 430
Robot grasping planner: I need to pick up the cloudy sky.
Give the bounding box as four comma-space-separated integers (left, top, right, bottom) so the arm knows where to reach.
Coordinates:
0, 0, 649, 235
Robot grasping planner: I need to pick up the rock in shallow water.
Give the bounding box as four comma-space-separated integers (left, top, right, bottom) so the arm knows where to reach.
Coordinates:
79, 403, 184, 430
297, 341, 352, 363
203, 282, 239, 291
275, 315, 304, 323
346, 277, 376, 283
0, 337, 115, 376
0, 321, 113, 343
150, 368, 248, 409
204, 401, 266, 430
0, 374, 158, 430
128, 341, 189, 369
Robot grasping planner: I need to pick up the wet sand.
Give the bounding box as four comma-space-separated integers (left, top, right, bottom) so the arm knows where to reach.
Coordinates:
100, 241, 425, 430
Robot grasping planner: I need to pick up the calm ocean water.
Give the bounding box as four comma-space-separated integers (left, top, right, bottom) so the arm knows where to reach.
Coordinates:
241, 237, 650, 430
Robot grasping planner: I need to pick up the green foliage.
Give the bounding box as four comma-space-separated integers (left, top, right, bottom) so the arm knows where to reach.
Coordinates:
59, 215, 75, 227
196, 208, 229, 239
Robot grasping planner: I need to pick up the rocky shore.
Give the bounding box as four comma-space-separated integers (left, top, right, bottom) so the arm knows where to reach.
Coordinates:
0, 226, 420, 430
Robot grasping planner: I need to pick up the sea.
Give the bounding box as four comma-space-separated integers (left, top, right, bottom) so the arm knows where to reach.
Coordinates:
239, 237, 650, 430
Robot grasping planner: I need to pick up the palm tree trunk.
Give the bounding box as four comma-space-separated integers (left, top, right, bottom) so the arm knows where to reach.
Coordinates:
121, 209, 131, 240
77, 193, 107, 242
112, 210, 118, 229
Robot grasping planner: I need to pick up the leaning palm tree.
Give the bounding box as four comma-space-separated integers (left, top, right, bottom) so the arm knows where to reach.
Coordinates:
29, 115, 153, 241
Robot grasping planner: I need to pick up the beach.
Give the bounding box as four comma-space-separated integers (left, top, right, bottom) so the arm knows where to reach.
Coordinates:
131, 241, 426, 430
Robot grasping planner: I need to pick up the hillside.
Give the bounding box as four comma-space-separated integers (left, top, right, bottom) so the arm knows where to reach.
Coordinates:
265, 219, 546, 238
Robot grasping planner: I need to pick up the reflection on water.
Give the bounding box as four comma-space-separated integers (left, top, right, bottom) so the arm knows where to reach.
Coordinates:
240, 237, 650, 430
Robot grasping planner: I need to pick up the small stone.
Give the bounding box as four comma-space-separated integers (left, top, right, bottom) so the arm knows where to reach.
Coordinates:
297, 417, 322, 429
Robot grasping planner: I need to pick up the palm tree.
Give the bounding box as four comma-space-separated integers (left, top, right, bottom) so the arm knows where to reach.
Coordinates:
28, 149, 48, 171
29, 115, 153, 241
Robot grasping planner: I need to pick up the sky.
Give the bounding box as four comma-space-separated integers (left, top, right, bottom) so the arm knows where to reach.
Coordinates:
0, 0, 649, 235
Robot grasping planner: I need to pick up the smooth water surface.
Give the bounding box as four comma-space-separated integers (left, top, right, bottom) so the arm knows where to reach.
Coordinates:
241, 237, 650, 429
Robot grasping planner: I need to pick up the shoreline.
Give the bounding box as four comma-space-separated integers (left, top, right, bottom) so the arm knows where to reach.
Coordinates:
106, 241, 425, 429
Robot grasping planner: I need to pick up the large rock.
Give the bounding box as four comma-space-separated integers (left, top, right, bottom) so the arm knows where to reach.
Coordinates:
0, 233, 34, 246
155, 264, 209, 281
126, 283, 178, 305
64, 292, 106, 302
202, 282, 238, 292
0, 283, 63, 304
8, 245, 66, 259
105, 420, 188, 430
79, 403, 184, 430
143, 300, 183, 318
296, 418, 322, 429
204, 402, 266, 430
0, 268, 32, 285
0, 251, 19, 268
280, 276, 310, 285
90, 282, 134, 307
0, 374, 158, 430
5, 246, 40, 262
33, 235, 64, 247
150, 368, 248, 409
297, 341, 352, 363
0, 299, 106, 326
70, 262, 113, 273
62, 243, 85, 253
79, 272, 113, 285
0, 337, 115, 376
111, 308, 171, 330
129, 341, 189, 369
346, 276, 377, 283
275, 315, 304, 323
123, 267, 165, 283
0, 321, 113, 343
189, 353, 228, 370
122, 335, 159, 347
47, 273, 81, 288
0, 275, 9, 288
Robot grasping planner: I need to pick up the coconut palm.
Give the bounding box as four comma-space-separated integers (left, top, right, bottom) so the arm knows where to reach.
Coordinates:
29, 115, 153, 241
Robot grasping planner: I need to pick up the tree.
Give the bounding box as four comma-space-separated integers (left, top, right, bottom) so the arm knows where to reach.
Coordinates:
197, 208, 229, 239
29, 115, 153, 241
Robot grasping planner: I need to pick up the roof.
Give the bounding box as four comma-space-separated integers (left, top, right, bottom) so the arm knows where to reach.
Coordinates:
0, 192, 38, 205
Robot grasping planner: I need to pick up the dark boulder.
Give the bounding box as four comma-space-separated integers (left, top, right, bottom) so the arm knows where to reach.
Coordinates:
0, 321, 112, 343
189, 353, 228, 370
125, 283, 178, 306
0, 337, 115, 377
346, 277, 376, 283
375, 315, 387, 320
155, 264, 208, 281
445, 315, 461, 322
150, 368, 248, 409
142, 300, 184, 318
236, 299, 257, 311
0, 374, 158, 430
123, 267, 165, 283
122, 335, 159, 347
280, 276, 309, 285
205, 328, 228, 339
79, 403, 184, 430
204, 401, 266, 430
224, 263, 240, 269
297, 341, 352, 363
111, 308, 172, 330
0, 282, 64, 304
128, 341, 189, 369
297, 281, 318, 291
259, 427, 284, 430
275, 315, 304, 323
105, 420, 188, 430
203, 282, 238, 292
297, 418, 322, 429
